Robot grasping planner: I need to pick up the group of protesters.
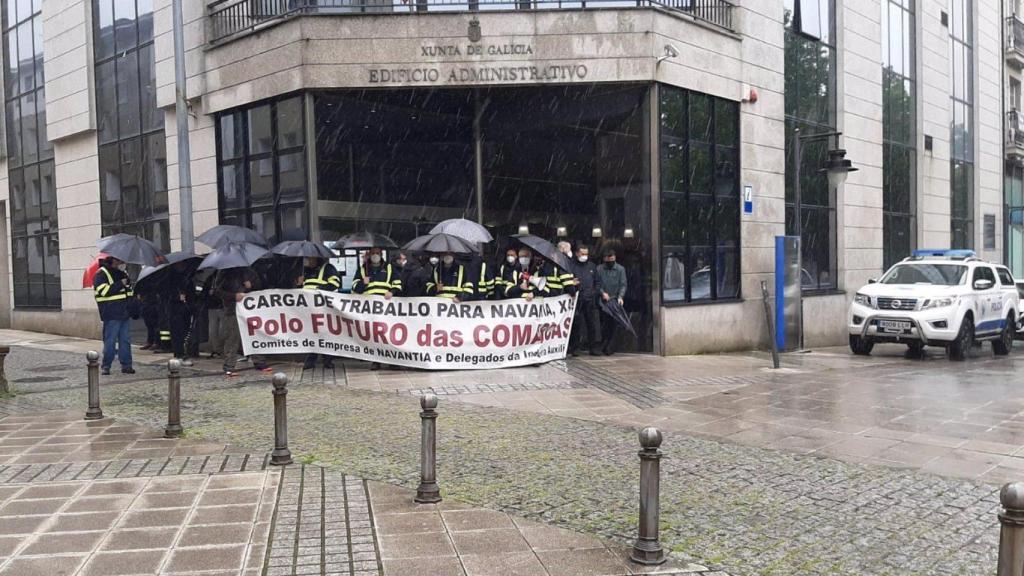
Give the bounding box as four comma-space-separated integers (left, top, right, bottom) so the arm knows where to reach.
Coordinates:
91, 237, 629, 377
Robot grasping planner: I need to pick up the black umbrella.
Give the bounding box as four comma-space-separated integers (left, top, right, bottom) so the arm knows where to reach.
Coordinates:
270, 240, 334, 259
510, 234, 572, 270
599, 298, 637, 337
335, 232, 397, 250
402, 233, 478, 254
198, 242, 270, 271
197, 225, 267, 249
96, 233, 165, 266
135, 251, 204, 295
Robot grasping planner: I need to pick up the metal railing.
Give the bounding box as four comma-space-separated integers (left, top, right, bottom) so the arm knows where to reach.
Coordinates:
1009, 110, 1024, 149
1010, 15, 1024, 56
208, 0, 734, 44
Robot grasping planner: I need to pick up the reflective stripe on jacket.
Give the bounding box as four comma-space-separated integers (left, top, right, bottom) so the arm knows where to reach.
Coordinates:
428, 265, 474, 299
303, 263, 341, 291
353, 264, 401, 296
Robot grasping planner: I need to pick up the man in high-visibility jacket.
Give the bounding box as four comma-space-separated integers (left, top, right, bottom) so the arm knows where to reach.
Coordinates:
427, 252, 474, 301
352, 248, 402, 298
504, 248, 551, 301
299, 256, 341, 370
550, 241, 579, 297
493, 248, 518, 300
471, 256, 495, 301
93, 256, 135, 376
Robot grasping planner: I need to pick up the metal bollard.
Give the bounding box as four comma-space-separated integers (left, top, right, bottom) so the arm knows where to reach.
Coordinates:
85, 351, 103, 420
415, 393, 442, 504
999, 482, 1024, 576
270, 372, 293, 466
630, 427, 666, 565
164, 359, 183, 438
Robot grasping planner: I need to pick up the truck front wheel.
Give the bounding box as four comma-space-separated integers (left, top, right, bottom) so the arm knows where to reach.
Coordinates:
948, 315, 974, 361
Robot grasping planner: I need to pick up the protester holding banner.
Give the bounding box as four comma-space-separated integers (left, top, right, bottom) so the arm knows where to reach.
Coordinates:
216, 267, 272, 377
549, 241, 579, 297
598, 248, 628, 355
505, 248, 550, 301
471, 256, 496, 301
427, 253, 474, 301
396, 252, 429, 297
352, 248, 401, 298
299, 256, 341, 371
569, 244, 602, 356
493, 248, 519, 300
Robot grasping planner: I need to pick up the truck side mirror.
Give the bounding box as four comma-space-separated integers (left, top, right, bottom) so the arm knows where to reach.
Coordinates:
867, 278, 877, 284
973, 279, 994, 291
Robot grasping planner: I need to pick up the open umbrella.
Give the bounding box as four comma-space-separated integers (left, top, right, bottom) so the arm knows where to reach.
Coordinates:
429, 219, 494, 244
270, 240, 334, 259
197, 225, 267, 249
402, 233, 477, 254
81, 253, 109, 288
335, 232, 397, 250
198, 242, 269, 271
96, 234, 164, 266
599, 298, 637, 337
510, 233, 572, 270
135, 251, 204, 295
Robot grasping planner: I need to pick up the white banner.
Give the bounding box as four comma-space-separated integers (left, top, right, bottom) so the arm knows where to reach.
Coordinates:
236, 290, 576, 370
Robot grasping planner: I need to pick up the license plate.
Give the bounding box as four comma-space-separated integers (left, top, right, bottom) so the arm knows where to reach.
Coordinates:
877, 320, 912, 332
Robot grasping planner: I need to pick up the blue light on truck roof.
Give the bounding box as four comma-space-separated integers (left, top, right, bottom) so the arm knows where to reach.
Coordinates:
910, 249, 977, 258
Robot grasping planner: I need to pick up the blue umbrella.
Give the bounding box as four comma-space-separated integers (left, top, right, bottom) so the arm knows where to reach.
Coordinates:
198, 242, 269, 271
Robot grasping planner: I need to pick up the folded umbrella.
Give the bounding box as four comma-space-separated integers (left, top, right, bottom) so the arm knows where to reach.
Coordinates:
599, 298, 637, 337
81, 253, 109, 288
96, 234, 165, 266
429, 219, 494, 244
510, 233, 572, 270
197, 225, 267, 249
335, 231, 397, 250
198, 242, 270, 271
270, 240, 334, 259
135, 251, 204, 295
402, 233, 478, 254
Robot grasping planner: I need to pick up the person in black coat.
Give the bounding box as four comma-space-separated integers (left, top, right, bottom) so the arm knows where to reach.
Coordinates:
568, 244, 602, 356
396, 251, 429, 297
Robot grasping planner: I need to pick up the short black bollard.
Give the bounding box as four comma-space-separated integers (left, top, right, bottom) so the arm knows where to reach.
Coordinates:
270, 372, 293, 466
85, 351, 103, 420
164, 359, 183, 438
998, 482, 1024, 576
415, 393, 441, 504
630, 427, 666, 565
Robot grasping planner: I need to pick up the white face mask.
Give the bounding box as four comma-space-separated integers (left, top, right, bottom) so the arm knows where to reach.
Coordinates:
429, 257, 439, 266
506, 255, 516, 264
118, 264, 128, 271
442, 256, 454, 266
578, 255, 588, 263
519, 257, 531, 268
369, 254, 381, 265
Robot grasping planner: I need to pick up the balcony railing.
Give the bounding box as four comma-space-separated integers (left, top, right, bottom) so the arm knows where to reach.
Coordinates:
1008, 110, 1024, 151
208, 0, 734, 44
1008, 15, 1024, 61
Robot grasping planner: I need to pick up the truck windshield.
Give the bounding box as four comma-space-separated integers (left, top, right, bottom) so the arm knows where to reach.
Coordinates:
880, 264, 967, 285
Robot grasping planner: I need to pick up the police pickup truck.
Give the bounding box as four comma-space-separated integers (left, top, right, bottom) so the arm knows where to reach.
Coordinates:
848, 250, 1020, 360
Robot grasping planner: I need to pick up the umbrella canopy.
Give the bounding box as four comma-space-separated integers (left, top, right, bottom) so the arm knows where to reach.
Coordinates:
402, 233, 478, 254
270, 240, 334, 259
135, 251, 204, 295
599, 298, 637, 337
96, 234, 165, 266
510, 233, 572, 270
429, 219, 494, 244
198, 242, 269, 271
334, 232, 397, 250
197, 225, 267, 249
81, 253, 109, 288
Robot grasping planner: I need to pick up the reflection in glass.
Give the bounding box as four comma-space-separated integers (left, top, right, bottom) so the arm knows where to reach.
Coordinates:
949, 0, 973, 249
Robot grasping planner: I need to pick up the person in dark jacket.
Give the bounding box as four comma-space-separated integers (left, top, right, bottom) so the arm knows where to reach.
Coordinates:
427, 252, 474, 301
139, 293, 160, 350
352, 248, 402, 297
215, 267, 271, 377
168, 263, 197, 366
568, 245, 602, 356
493, 248, 518, 300
504, 248, 551, 300
299, 256, 340, 370
396, 251, 429, 297
93, 256, 135, 375
598, 248, 628, 355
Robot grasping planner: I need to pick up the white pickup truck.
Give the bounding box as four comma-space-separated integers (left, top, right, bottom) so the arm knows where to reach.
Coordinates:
848, 250, 1019, 360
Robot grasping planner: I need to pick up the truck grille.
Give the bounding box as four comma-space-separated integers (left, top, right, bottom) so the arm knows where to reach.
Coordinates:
876, 297, 917, 311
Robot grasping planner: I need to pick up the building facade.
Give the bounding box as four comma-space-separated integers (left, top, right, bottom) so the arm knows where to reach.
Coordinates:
0, 0, 1007, 355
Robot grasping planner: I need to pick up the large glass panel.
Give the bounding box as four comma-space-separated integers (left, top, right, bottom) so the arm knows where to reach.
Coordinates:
19, 91, 36, 164
113, 0, 136, 52
248, 105, 272, 155
94, 0, 114, 60
96, 60, 117, 143
116, 51, 140, 138
276, 97, 303, 150
139, 44, 161, 132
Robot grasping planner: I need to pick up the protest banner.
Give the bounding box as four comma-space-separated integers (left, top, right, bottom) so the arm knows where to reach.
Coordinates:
235, 290, 576, 370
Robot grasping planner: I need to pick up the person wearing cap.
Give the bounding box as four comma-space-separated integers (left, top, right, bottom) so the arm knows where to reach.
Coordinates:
427, 252, 474, 301
504, 248, 551, 301
299, 256, 341, 370
352, 248, 402, 298
93, 256, 135, 375
597, 248, 628, 355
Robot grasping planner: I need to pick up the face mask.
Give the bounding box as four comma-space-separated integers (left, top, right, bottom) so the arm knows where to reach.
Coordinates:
396, 259, 406, 268
519, 257, 531, 268
370, 254, 381, 265
442, 256, 454, 266
605, 261, 615, 268
506, 255, 516, 265
429, 257, 439, 266
578, 255, 588, 263
118, 264, 128, 271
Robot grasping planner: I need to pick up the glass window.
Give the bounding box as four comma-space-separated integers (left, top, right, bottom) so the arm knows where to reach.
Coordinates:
3, 0, 59, 307
881, 0, 916, 269
998, 268, 1015, 286
949, 0, 973, 249
93, 0, 169, 252
659, 85, 741, 304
